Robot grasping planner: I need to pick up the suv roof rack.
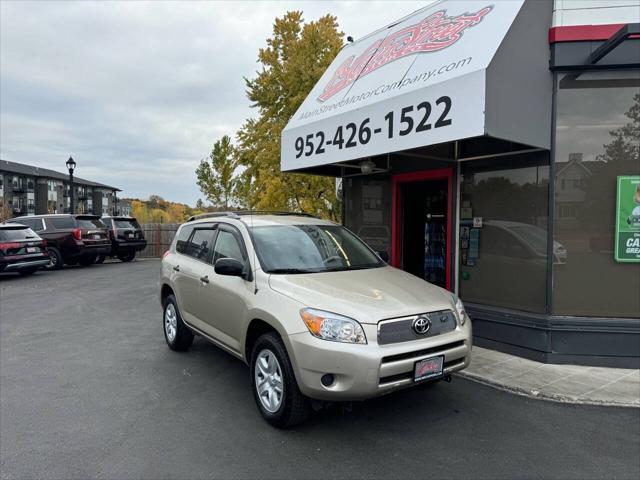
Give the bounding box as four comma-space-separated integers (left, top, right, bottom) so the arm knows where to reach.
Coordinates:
186, 211, 317, 222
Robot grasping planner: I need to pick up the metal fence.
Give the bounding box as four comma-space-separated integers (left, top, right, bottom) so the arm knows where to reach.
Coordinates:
139, 223, 180, 258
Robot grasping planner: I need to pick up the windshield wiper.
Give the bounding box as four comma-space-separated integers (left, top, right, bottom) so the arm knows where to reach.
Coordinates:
324, 264, 381, 272
268, 268, 316, 274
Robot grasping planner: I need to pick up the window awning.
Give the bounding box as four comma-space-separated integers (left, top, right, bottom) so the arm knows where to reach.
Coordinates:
281, 0, 553, 172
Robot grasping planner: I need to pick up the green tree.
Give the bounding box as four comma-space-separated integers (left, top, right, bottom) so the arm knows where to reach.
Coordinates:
235, 11, 343, 220
578, 93, 640, 231
196, 135, 238, 209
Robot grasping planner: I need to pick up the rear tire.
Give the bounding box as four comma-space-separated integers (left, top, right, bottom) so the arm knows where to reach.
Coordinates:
250, 332, 310, 428
47, 247, 63, 270
78, 256, 96, 266
163, 294, 194, 351
118, 251, 136, 262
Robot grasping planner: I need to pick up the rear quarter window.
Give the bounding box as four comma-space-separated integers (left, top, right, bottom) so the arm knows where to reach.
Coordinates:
175, 225, 194, 254
50, 217, 76, 229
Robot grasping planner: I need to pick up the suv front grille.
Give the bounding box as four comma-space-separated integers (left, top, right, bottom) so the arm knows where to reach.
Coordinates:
378, 339, 468, 387
378, 310, 457, 345
381, 340, 465, 364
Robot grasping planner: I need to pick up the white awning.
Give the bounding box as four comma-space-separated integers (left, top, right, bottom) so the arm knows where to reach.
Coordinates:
281, 0, 552, 172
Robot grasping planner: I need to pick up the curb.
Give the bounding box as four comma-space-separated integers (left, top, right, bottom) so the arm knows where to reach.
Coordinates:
456, 371, 640, 409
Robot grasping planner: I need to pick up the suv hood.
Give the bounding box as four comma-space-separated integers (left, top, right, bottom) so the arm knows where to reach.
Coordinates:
268, 266, 455, 324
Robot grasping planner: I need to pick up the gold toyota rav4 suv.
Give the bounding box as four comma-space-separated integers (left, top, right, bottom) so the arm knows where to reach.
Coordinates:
159, 212, 471, 427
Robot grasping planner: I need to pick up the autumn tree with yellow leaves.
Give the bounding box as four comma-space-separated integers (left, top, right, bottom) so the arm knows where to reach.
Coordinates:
199, 11, 343, 220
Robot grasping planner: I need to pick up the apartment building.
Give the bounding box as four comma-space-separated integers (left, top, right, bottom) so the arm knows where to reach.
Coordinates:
0, 160, 121, 217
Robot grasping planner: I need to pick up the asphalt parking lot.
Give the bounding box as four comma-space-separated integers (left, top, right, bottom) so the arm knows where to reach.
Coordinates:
1, 260, 639, 480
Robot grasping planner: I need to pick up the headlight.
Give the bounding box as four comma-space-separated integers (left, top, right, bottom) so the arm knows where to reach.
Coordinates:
452, 294, 466, 326
300, 308, 367, 344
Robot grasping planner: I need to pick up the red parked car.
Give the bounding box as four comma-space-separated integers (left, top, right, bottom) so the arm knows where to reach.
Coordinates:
0, 223, 50, 276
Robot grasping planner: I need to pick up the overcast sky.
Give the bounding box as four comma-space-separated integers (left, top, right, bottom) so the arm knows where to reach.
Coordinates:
1, 0, 426, 205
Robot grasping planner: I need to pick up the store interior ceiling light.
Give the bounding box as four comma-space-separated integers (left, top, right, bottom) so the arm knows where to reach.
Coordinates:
359, 160, 376, 175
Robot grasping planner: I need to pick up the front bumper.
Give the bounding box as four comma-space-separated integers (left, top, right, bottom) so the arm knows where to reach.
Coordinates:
287, 318, 472, 401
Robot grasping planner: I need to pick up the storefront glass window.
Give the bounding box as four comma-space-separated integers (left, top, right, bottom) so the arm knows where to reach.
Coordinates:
459, 154, 549, 313
343, 177, 392, 258
553, 70, 640, 318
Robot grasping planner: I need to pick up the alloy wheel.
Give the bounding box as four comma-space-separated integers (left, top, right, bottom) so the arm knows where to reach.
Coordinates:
254, 349, 284, 413
164, 303, 177, 342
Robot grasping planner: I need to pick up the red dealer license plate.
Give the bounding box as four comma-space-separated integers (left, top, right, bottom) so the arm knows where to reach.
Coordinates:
414, 356, 444, 382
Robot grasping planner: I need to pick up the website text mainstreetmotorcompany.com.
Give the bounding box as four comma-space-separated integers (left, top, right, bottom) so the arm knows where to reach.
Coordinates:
298, 56, 473, 121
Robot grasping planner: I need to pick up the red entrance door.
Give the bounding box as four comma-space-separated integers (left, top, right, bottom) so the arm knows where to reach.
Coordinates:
391, 168, 454, 291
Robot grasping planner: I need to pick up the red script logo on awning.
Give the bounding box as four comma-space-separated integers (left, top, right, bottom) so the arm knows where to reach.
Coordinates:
318, 6, 493, 102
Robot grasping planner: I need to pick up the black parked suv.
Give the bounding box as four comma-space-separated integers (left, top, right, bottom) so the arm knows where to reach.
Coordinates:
8, 214, 111, 269
0, 223, 50, 275
98, 216, 147, 263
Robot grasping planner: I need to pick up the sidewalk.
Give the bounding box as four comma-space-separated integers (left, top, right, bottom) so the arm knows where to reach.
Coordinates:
456, 346, 640, 408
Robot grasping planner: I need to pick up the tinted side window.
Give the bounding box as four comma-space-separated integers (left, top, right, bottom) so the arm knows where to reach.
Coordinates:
33, 219, 45, 231
186, 229, 216, 262
50, 217, 76, 229
213, 229, 246, 263
15, 218, 37, 230
175, 225, 194, 254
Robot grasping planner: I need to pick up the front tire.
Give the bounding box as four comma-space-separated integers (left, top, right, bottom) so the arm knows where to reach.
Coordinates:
163, 294, 194, 351
250, 332, 310, 428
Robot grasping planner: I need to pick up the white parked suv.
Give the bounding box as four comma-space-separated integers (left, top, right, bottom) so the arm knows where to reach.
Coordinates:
159, 212, 472, 427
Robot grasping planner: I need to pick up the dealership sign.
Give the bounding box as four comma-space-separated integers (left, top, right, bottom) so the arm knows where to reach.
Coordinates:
318, 6, 493, 102
615, 176, 640, 263
281, 0, 526, 171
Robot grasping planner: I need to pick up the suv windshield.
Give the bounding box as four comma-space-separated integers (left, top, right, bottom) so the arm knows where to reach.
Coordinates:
251, 224, 384, 274
0, 227, 39, 241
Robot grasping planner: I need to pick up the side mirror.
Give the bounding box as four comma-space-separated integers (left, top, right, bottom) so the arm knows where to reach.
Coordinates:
214, 257, 251, 280
377, 250, 390, 263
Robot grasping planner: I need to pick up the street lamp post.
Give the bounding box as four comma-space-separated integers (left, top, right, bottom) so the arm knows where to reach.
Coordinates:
66, 156, 76, 214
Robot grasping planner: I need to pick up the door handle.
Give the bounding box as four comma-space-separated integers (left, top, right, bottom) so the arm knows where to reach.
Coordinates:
200, 275, 209, 284
173, 265, 180, 272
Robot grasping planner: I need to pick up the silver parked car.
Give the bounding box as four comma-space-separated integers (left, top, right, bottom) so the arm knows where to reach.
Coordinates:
159, 212, 472, 427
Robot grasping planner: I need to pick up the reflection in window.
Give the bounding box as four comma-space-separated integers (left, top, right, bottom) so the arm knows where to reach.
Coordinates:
213, 230, 245, 263
187, 229, 215, 261
344, 178, 391, 256
459, 155, 549, 313
554, 70, 640, 318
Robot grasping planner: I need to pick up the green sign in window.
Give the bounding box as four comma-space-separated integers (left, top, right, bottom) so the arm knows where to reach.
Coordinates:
615, 176, 640, 263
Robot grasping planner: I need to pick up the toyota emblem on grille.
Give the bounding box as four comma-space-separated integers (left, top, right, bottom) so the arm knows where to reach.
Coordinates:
412, 316, 431, 335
